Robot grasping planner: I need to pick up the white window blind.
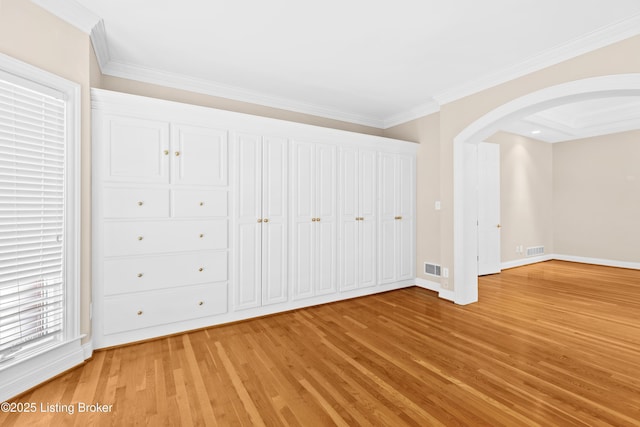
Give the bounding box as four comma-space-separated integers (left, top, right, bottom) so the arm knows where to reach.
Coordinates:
0, 75, 67, 364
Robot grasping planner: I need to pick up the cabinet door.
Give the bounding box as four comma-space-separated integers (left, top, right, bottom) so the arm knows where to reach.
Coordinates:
290, 141, 315, 300
397, 155, 415, 280
358, 150, 377, 288
105, 116, 169, 183
338, 148, 359, 292
261, 137, 288, 306
172, 125, 228, 186
235, 134, 262, 310
315, 143, 338, 296
378, 153, 398, 284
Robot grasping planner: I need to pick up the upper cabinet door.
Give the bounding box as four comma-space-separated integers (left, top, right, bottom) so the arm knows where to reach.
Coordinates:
104, 115, 170, 183
172, 125, 228, 186
379, 153, 397, 219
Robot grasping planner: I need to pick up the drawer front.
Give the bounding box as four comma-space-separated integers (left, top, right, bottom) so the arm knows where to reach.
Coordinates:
104, 220, 228, 256
172, 189, 227, 218
103, 282, 228, 335
104, 251, 228, 295
104, 188, 169, 218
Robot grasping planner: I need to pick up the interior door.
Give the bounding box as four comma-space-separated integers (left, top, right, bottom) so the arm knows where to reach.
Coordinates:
478, 142, 501, 275
358, 149, 377, 288
338, 147, 359, 292
378, 153, 397, 284
315, 143, 338, 295
261, 136, 288, 306
397, 154, 415, 280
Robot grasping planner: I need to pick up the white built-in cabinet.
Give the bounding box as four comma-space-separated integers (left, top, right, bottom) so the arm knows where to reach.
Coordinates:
290, 141, 338, 300
234, 133, 288, 310
338, 147, 378, 291
378, 153, 416, 284
92, 89, 417, 349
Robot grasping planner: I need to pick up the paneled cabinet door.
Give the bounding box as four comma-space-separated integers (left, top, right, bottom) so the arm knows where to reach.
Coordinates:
102, 115, 170, 183
235, 134, 288, 310
378, 153, 415, 284
172, 124, 228, 186
291, 141, 337, 300
339, 148, 377, 291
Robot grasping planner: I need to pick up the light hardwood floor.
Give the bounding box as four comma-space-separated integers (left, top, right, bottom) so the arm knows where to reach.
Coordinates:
2, 260, 639, 426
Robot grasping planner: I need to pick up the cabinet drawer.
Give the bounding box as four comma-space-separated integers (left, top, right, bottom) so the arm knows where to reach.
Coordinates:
104, 220, 228, 256
103, 188, 169, 218
102, 282, 228, 335
172, 189, 227, 218
104, 251, 227, 295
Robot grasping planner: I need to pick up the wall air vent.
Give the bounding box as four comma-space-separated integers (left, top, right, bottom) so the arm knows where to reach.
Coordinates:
526, 246, 544, 257
424, 263, 442, 277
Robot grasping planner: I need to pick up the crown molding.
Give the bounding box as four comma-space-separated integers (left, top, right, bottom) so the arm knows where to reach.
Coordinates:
30, 0, 101, 34
434, 13, 640, 106
101, 60, 385, 128
382, 100, 440, 129
89, 19, 110, 73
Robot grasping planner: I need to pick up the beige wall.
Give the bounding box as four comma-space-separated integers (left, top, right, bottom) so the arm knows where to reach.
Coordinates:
99, 75, 384, 136
384, 113, 441, 282
436, 35, 640, 291
0, 0, 92, 342
553, 130, 640, 262
486, 132, 553, 264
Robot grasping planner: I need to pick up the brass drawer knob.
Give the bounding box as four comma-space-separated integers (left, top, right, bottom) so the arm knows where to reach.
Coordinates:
257, 218, 263, 223
317, 217, 321, 222
137, 201, 143, 206
312, 218, 316, 222
175, 151, 180, 156
199, 202, 204, 206
163, 150, 169, 155
137, 236, 144, 241
137, 273, 143, 278
395, 216, 402, 220
198, 301, 204, 306
263, 218, 269, 223
199, 233, 204, 238
137, 310, 143, 316
199, 267, 204, 272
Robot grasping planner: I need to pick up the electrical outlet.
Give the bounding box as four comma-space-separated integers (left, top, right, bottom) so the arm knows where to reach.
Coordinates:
442, 267, 449, 278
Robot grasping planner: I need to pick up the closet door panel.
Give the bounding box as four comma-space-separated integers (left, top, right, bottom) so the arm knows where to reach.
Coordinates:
172, 125, 228, 186
338, 148, 358, 291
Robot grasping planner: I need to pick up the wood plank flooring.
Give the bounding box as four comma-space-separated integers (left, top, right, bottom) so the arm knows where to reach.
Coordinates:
2, 260, 640, 426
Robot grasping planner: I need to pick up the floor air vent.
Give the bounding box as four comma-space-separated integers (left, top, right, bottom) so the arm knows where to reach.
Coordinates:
526, 246, 544, 257
424, 263, 441, 277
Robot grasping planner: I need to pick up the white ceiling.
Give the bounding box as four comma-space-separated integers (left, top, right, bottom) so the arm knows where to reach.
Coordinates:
501, 96, 640, 143
33, 0, 640, 128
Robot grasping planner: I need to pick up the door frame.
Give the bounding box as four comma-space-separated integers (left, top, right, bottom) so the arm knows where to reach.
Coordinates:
452, 74, 640, 305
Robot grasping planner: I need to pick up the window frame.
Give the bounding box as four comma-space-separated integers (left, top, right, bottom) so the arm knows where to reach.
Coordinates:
0, 52, 82, 401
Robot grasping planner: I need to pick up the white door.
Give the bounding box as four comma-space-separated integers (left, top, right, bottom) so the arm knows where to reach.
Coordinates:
291, 141, 315, 300
235, 134, 262, 309
338, 147, 359, 292
105, 116, 170, 183
397, 154, 415, 280
358, 150, 377, 288
378, 153, 398, 284
478, 142, 501, 276
315, 143, 338, 295
261, 137, 288, 306
172, 125, 227, 186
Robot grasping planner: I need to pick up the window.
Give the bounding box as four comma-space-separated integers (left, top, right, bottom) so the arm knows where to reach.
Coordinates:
0, 53, 81, 400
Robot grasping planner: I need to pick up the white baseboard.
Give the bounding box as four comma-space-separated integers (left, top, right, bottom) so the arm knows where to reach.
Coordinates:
414, 278, 455, 302
552, 254, 640, 270
501, 254, 554, 270
82, 340, 94, 360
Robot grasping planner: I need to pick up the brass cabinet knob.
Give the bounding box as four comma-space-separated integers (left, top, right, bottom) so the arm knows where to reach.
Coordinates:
199, 233, 204, 238
163, 150, 169, 155
395, 216, 402, 220
497, 224, 502, 229
175, 151, 180, 156
199, 202, 204, 206
317, 217, 321, 222
137, 201, 143, 206
263, 218, 269, 223
137, 236, 144, 241
257, 218, 263, 223
198, 267, 203, 272
312, 218, 317, 222
137, 273, 143, 278
137, 310, 143, 316
198, 301, 204, 306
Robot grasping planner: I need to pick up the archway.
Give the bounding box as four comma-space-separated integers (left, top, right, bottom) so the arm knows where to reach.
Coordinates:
452, 73, 640, 305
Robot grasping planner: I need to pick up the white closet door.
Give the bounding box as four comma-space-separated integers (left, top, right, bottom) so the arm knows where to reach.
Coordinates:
378, 153, 398, 284
235, 134, 262, 310
397, 155, 415, 280
105, 116, 170, 183
358, 150, 377, 288
315, 143, 338, 296
291, 141, 315, 300
339, 148, 359, 292
172, 125, 227, 186
262, 137, 288, 306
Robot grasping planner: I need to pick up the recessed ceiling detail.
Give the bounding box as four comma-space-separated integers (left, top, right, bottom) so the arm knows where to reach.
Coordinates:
31, 0, 640, 128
